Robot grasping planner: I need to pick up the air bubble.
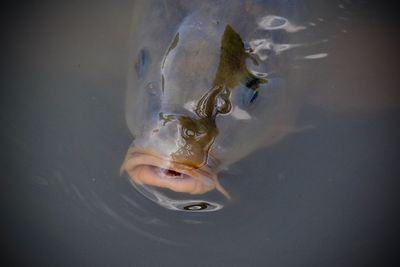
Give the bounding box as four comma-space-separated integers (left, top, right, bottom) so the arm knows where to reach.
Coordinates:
183, 202, 210, 211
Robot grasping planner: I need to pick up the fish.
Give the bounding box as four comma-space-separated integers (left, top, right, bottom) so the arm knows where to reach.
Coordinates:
121, 0, 400, 211
121, 1, 302, 211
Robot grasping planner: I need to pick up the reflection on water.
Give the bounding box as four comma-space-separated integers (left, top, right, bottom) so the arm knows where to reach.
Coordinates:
2, 0, 399, 265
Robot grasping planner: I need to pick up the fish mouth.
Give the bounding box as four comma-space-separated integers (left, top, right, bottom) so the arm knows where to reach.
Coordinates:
121, 146, 230, 199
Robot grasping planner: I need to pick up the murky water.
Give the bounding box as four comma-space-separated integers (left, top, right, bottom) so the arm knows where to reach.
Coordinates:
1, 1, 399, 266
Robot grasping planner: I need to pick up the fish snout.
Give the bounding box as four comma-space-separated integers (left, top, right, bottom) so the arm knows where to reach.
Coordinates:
120, 147, 231, 210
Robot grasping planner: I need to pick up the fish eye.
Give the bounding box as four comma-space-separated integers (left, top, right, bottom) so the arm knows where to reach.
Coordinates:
135, 48, 150, 78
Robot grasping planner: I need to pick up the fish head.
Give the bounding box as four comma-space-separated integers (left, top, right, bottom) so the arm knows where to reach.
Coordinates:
121, 113, 231, 204
120, 116, 231, 212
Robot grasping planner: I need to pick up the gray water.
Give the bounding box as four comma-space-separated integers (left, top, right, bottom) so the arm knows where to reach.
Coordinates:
1, 1, 399, 266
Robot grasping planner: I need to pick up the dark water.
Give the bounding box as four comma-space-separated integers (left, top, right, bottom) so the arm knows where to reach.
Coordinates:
1, 1, 399, 266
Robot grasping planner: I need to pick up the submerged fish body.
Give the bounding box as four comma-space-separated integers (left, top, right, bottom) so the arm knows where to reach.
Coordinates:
121, 0, 398, 210
122, 1, 304, 209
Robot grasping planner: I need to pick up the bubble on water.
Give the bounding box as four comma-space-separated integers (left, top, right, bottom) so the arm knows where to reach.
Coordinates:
303, 53, 328, 59
258, 15, 306, 33
274, 43, 302, 54
183, 202, 210, 211
130, 182, 224, 212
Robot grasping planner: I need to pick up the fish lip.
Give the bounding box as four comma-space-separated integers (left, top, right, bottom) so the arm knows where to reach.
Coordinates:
121, 146, 217, 182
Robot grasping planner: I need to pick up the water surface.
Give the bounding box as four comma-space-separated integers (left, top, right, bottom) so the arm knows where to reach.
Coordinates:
1, 1, 399, 266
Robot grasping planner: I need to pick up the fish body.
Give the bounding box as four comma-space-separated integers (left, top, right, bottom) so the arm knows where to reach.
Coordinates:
122, 1, 302, 207
121, 0, 399, 210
